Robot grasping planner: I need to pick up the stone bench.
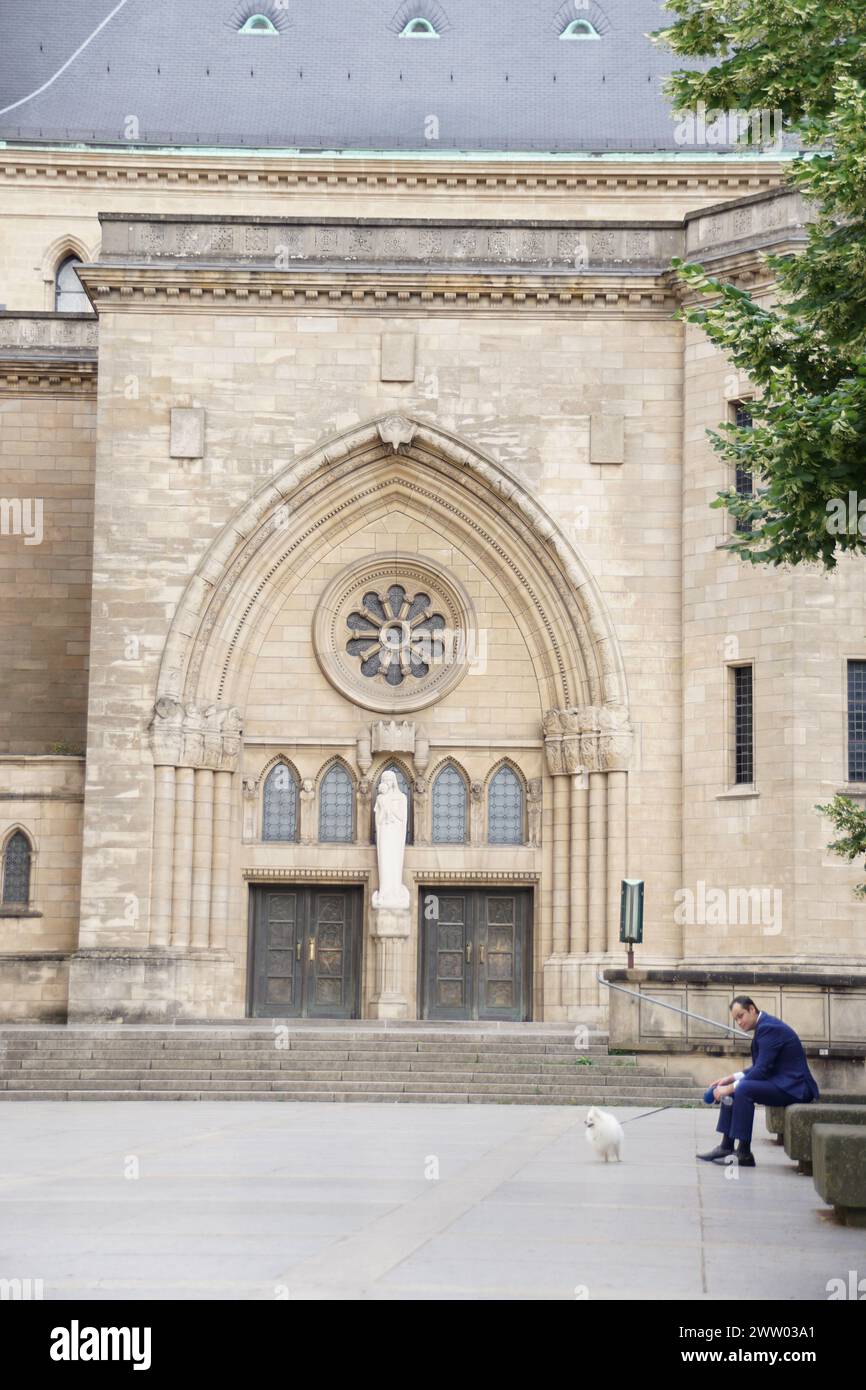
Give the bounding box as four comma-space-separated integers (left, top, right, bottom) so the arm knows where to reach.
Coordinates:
812, 1125, 866, 1227
765, 1091, 865, 1143
783, 1104, 866, 1174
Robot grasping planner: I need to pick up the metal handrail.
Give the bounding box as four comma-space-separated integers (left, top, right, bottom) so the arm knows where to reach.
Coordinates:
596, 973, 752, 1039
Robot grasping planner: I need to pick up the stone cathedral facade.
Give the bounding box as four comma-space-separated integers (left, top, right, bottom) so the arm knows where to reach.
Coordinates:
1, 3, 864, 1041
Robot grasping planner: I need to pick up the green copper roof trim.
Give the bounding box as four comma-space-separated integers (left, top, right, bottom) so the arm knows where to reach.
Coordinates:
0, 141, 798, 163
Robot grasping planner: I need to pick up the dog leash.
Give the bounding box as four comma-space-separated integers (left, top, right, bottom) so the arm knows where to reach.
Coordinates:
618, 1105, 674, 1125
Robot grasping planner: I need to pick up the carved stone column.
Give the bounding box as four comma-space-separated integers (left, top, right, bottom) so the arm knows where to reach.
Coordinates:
552, 774, 570, 956
210, 771, 233, 950
147, 698, 244, 955
171, 767, 195, 949
606, 770, 628, 953
150, 765, 176, 948
190, 768, 214, 950
587, 772, 608, 954
569, 772, 589, 954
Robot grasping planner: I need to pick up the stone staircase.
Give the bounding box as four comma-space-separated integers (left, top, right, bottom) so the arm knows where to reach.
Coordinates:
0, 1023, 701, 1105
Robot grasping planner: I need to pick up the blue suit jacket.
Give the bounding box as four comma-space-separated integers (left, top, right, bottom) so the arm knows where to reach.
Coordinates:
743, 1013, 820, 1101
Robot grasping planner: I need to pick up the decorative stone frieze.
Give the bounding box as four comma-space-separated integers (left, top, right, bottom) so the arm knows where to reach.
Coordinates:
543, 705, 633, 775
149, 698, 243, 771
100, 214, 683, 271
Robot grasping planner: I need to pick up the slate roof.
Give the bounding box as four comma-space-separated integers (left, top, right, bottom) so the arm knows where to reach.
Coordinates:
0, 0, 731, 154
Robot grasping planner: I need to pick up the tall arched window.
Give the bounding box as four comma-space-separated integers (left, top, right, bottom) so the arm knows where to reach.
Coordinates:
319, 764, 354, 843
431, 764, 467, 844
55, 256, 89, 313
2, 830, 32, 906
262, 763, 299, 842
372, 764, 413, 845
488, 766, 524, 845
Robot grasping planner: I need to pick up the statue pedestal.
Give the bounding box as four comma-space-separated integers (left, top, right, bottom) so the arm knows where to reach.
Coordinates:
369, 907, 411, 1019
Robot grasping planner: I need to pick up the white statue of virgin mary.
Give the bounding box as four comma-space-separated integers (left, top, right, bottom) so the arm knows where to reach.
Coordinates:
372, 770, 410, 911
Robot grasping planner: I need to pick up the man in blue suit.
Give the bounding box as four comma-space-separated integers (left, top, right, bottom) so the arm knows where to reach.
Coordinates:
697, 996, 820, 1167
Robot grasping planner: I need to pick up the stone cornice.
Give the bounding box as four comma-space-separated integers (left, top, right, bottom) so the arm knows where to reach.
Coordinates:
0, 147, 787, 199
0, 356, 97, 394
77, 265, 678, 315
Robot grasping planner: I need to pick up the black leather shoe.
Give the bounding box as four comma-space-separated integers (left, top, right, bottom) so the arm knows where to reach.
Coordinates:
697, 1144, 735, 1162
734, 1149, 756, 1167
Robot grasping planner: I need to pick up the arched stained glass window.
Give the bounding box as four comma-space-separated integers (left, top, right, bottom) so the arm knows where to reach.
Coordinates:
488, 766, 524, 845
320, 764, 354, 843
262, 763, 299, 842
372, 764, 413, 845
55, 257, 89, 313
431, 764, 467, 844
2, 831, 32, 905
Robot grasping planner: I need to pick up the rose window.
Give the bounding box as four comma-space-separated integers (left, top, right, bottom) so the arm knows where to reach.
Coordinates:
346, 586, 446, 685
313, 555, 476, 714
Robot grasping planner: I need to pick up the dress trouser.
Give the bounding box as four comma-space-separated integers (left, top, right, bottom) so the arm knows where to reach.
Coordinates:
716, 1081, 808, 1145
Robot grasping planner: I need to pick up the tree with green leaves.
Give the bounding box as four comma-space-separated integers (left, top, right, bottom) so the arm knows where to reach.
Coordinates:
654, 2, 866, 569
815, 794, 866, 897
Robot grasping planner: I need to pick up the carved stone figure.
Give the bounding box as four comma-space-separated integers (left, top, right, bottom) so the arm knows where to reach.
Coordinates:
377, 416, 417, 454
149, 697, 185, 765
372, 770, 410, 911
527, 778, 543, 847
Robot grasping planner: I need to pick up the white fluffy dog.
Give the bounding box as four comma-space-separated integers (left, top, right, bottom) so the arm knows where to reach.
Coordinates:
584, 1106, 624, 1163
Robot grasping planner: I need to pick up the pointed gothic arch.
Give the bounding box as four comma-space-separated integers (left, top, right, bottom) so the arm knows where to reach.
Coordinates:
154, 415, 628, 728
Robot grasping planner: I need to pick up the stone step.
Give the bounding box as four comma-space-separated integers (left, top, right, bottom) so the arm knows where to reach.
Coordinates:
0, 1073, 695, 1096
0, 1049, 621, 1066
0, 1056, 654, 1075
0, 1067, 695, 1088
0, 1025, 698, 1107
0, 1089, 696, 1105
13, 1039, 572, 1045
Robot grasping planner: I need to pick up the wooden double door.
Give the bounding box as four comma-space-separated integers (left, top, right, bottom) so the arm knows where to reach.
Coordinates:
420, 887, 532, 1022
249, 885, 362, 1018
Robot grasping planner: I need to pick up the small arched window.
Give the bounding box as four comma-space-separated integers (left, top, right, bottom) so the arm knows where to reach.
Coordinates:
372, 764, 413, 846
239, 14, 279, 33
55, 256, 89, 314
561, 19, 600, 40
2, 830, 32, 906
487, 767, 524, 845
401, 18, 439, 37
431, 764, 467, 844
319, 764, 354, 843
262, 763, 299, 842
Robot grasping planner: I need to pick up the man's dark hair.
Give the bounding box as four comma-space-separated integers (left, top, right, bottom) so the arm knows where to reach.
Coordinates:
730, 995, 757, 1011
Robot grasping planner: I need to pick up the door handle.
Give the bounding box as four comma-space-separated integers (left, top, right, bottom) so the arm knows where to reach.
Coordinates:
296, 941, 301, 961
309, 938, 316, 962
479, 944, 486, 964
465, 942, 472, 963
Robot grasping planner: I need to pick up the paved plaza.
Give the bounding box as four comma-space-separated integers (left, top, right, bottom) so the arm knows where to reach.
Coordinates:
1, 1102, 861, 1301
